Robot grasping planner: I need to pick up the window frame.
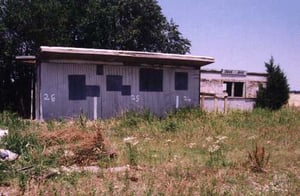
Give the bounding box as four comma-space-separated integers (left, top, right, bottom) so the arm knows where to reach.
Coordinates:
223, 81, 244, 98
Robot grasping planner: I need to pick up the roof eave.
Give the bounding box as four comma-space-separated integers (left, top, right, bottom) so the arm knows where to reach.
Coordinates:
15, 56, 37, 65
40, 46, 214, 67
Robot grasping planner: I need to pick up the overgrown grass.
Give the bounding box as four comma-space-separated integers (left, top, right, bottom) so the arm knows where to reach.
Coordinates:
0, 111, 60, 190
0, 107, 300, 195
0, 111, 29, 131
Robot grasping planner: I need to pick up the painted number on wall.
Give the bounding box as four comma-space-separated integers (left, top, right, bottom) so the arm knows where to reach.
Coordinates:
44, 93, 56, 102
131, 95, 140, 103
183, 96, 192, 102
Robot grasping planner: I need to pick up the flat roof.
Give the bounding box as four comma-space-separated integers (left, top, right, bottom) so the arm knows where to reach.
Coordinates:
15, 56, 36, 64
201, 69, 267, 77
39, 46, 215, 67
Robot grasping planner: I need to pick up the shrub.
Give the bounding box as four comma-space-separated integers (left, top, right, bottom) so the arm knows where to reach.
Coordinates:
255, 57, 289, 110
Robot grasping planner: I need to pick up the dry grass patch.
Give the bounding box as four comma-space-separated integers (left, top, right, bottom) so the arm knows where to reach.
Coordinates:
38, 125, 116, 166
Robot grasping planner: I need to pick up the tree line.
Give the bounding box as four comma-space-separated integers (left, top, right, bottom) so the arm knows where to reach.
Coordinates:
0, 0, 191, 117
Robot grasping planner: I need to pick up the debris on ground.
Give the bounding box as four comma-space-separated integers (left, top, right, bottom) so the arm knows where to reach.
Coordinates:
0, 149, 18, 161
53, 164, 130, 175
106, 165, 130, 173
0, 128, 8, 140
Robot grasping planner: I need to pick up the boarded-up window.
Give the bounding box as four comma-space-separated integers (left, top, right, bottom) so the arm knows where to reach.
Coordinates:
68, 75, 86, 100
175, 72, 188, 90
139, 68, 163, 92
86, 86, 100, 97
223, 82, 244, 97
107, 75, 122, 91
122, 85, 131, 96
96, 65, 104, 75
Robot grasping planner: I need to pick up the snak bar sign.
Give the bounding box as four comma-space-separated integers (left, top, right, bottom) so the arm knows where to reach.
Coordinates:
221, 69, 247, 77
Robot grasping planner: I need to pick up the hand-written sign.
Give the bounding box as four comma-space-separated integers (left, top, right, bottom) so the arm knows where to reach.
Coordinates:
221, 69, 247, 76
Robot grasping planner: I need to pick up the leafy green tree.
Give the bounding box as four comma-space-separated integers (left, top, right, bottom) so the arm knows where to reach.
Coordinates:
0, 0, 191, 117
255, 57, 289, 110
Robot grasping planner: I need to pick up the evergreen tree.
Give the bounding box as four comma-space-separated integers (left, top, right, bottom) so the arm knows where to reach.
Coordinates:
255, 57, 289, 110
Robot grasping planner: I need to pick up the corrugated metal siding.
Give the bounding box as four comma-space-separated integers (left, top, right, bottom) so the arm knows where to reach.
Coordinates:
39, 63, 102, 119
38, 62, 200, 120
101, 64, 200, 118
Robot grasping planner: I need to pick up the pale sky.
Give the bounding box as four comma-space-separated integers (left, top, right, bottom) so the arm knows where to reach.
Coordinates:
157, 0, 300, 90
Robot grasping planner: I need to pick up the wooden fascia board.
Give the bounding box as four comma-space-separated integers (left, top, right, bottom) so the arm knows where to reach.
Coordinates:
40, 46, 214, 67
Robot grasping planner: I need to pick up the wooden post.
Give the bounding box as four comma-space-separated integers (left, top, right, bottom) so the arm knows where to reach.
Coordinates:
176, 96, 179, 109
224, 96, 228, 114
30, 71, 34, 120
214, 95, 217, 113
200, 95, 205, 110
93, 97, 97, 120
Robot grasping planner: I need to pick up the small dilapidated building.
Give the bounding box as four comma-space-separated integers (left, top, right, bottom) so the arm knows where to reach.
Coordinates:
288, 91, 300, 108
33, 46, 214, 120
200, 69, 267, 111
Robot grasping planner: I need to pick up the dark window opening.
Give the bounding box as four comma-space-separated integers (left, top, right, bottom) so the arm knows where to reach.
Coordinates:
96, 65, 103, 75
175, 72, 188, 90
68, 75, 86, 100
122, 85, 131, 96
139, 68, 163, 92
223, 81, 244, 97
86, 86, 100, 97
234, 82, 244, 97
107, 75, 122, 91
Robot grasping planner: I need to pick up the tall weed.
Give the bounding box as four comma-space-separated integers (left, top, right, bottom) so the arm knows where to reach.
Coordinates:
0, 162, 12, 185
121, 110, 157, 127
166, 107, 206, 120
248, 144, 270, 173
0, 111, 28, 131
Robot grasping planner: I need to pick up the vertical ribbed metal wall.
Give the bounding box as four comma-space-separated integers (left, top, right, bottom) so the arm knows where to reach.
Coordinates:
38, 62, 200, 120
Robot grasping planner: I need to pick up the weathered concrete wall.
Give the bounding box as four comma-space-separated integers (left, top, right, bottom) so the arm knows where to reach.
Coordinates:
200, 70, 267, 111
288, 93, 300, 107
